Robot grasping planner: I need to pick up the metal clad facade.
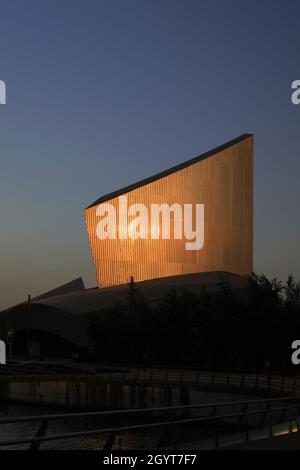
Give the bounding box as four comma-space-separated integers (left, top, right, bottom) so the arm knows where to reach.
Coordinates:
84, 136, 253, 287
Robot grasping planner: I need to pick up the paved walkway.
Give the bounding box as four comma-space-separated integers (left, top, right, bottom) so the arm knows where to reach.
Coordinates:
228, 431, 300, 449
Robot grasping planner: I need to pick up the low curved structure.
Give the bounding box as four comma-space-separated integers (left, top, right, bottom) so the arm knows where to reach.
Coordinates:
0, 271, 250, 356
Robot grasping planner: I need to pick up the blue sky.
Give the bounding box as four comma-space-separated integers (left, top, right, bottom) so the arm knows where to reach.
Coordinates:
0, 0, 300, 308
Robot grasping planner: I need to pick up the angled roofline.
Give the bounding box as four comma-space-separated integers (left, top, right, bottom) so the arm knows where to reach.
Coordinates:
85, 133, 253, 210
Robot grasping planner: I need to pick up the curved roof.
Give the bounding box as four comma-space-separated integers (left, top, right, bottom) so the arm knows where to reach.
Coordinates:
1, 272, 251, 348
31, 271, 250, 315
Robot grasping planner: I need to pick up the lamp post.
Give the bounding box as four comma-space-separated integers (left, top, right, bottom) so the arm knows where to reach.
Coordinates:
26, 294, 31, 361
129, 276, 134, 365
7, 329, 14, 361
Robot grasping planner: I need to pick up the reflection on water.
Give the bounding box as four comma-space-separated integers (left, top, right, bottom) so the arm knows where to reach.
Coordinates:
0, 392, 257, 450
0, 403, 161, 450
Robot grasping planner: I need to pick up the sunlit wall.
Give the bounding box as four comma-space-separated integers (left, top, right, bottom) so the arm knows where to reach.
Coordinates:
85, 135, 253, 287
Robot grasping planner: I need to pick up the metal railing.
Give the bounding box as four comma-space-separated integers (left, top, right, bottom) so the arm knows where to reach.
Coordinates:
86, 368, 300, 396
0, 395, 300, 450
1, 366, 300, 396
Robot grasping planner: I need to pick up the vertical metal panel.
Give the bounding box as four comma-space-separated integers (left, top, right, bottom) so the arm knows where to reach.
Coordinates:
84, 136, 253, 287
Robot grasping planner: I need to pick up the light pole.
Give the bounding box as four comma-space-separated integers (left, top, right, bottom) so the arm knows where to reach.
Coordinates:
129, 276, 134, 364
26, 294, 31, 361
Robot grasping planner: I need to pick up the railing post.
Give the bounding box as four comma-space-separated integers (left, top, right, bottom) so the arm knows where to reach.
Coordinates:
103, 431, 117, 451
215, 423, 219, 449
226, 372, 230, 388
241, 372, 245, 388
270, 416, 273, 438
281, 375, 285, 394
289, 410, 293, 434
267, 373, 272, 392
239, 403, 248, 425
245, 421, 249, 442
29, 420, 48, 451
172, 425, 178, 450
211, 371, 215, 387
293, 376, 297, 394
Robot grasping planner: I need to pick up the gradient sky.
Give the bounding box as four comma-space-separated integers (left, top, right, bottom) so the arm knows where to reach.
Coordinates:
0, 0, 299, 309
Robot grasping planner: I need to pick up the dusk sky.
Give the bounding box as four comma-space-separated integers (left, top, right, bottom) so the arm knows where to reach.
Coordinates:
0, 0, 300, 309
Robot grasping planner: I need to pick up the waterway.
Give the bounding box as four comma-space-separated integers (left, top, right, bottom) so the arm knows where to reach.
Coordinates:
0, 391, 258, 450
